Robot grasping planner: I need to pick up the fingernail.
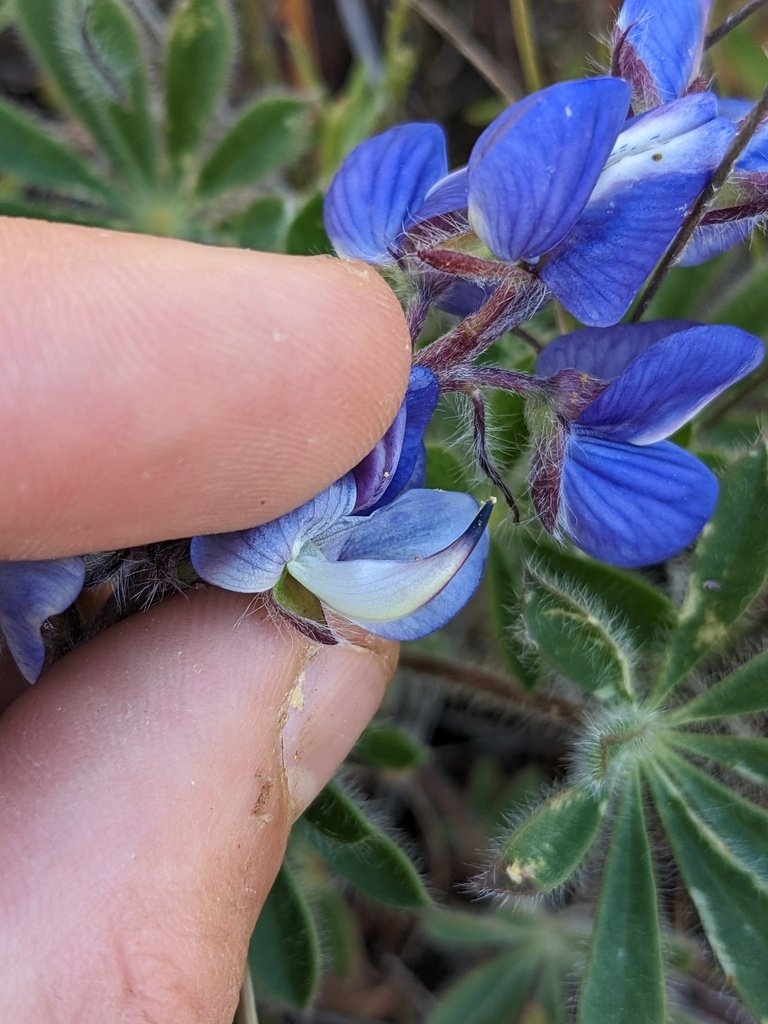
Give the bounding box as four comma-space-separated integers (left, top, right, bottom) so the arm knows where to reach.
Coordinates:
279, 637, 397, 816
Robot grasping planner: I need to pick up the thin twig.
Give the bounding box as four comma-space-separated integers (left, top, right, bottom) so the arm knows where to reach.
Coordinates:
509, 0, 543, 93
513, 325, 543, 353
705, 0, 768, 49
399, 650, 583, 729
405, 0, 519, 104
631, 84, 768, 321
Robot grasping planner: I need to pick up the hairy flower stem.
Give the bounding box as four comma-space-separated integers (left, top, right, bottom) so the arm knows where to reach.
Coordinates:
632, 84, 768, 321
406, 279, 446, 344
415, 273, 548, 373
467, 387, 521, 521
705, 0, 768, 48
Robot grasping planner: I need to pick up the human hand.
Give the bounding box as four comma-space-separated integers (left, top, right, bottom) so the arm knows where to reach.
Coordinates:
0, 219, 410, 1020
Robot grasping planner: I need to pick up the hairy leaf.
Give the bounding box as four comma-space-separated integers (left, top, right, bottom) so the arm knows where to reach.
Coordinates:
658, 443, 768, 698
248, 863, 320, 1008
648, 764, 768, 1020
165, 0, 233, 166
197, 97, 308, 197
578, 772, 664, 1024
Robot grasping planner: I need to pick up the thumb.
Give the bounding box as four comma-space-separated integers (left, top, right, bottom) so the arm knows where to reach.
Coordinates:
0, 588, 397, 1021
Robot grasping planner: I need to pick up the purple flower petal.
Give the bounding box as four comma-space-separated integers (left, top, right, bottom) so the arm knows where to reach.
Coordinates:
353, 402, 407, 511
614, 0, 711, 107
365, 366, 440, 511
415, 167, 469, 222
190, 476, 357, 592
0, 557, 86, 682
468, 77, 630, 263
559, 434, 717, 567
536, 320, 695, 379
289, 491, 492, 632
577, 326, 764, 443
540, 95, 734, 325
323, 123, 448, 263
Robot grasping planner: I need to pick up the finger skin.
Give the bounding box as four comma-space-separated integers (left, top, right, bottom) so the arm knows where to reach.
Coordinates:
0, 588, 397, 1021
0, 218, 411, 558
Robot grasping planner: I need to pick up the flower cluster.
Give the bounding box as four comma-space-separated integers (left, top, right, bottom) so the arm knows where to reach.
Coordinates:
1, 0, 766, 683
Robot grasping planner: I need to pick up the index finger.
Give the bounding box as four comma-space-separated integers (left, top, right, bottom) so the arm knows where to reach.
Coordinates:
0, 219, 411, 559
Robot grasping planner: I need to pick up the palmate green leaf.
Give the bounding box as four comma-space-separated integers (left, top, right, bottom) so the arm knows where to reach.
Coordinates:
0, 97, 116, 202
647, 765, 768, 1021
15, 0, 159, 187
485, 785, 607, 896
305, 782, 429, 909
215, 195, 286, 251
657, 444, 768, 700
522, 565, 636, 703
657, 749, 768, 885
668, 731, 768, 787
165, 0, 233, 169
14, 0, 112, 152
425, 951, 539, 1024
578, 772, 664, 1024
351, 721, 425, 772
248, 862, 320, 1008
668, 648, 768, 723
196, 97, 308, 198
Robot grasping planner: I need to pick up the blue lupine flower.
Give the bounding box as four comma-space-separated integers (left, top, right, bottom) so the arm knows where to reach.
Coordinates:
611, 2, 768, 266
191, 368, 493, 641
325, 78, 734, 327
468, 83, 733, 325
613, 0, 711, 111
0, 557, 86, 682
531, 323, 764, 567
323, 123, 464, 265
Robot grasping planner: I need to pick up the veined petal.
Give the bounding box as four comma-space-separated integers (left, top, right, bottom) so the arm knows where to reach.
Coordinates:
323, 123, 448, 263
0, 557, 86, 682
365, 366, 440, 511
614, 0, 711, 107
353, 401, 407, 511
559, 435, 717, 567
541, 98, 734, 325
289, 492, 492, 624
416, 167, 469, 222
468, 78, 630, 262
190, 476, 357, 593
577, 326, 764, 442
536, 320, 695, 379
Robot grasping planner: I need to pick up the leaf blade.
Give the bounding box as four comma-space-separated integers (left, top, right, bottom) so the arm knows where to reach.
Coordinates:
647, 763, 768, 1020
657, 443, 768, 699
578, 772, 665, 1024
196, 96, 308, 198
248, 862, 320, 1008
165, 0, 233, 166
